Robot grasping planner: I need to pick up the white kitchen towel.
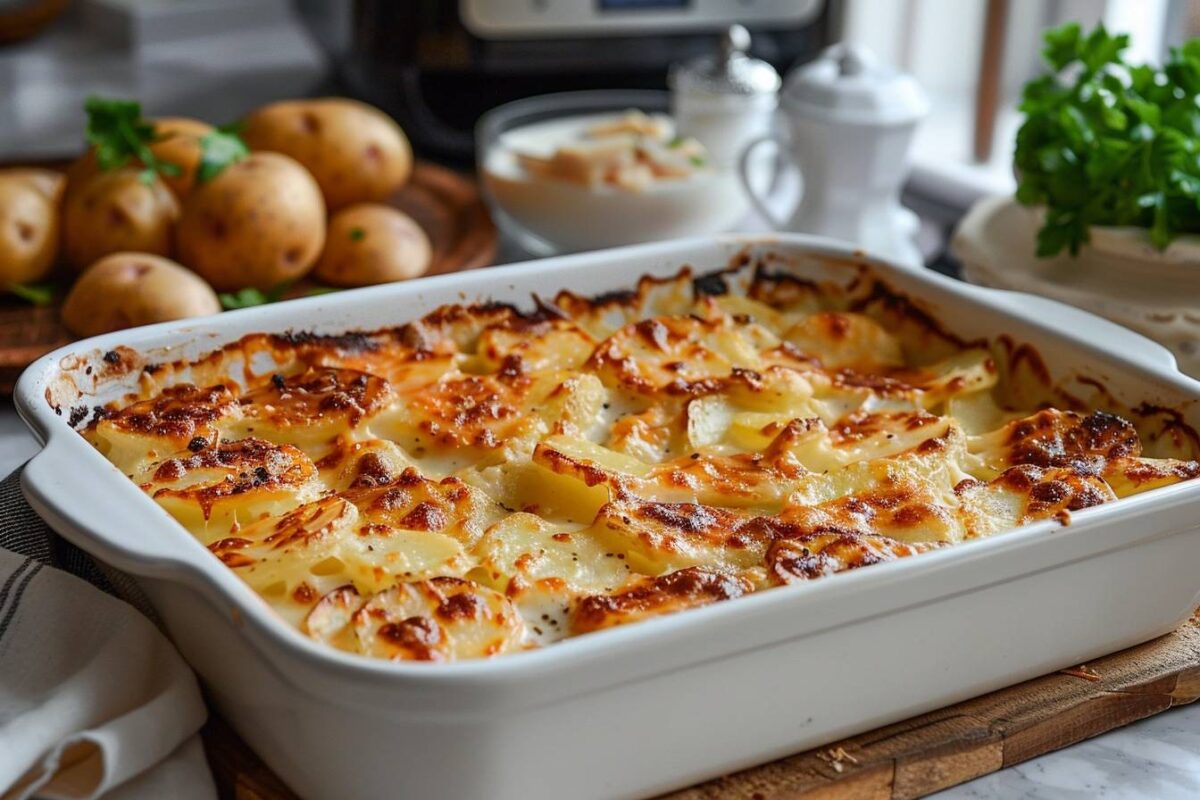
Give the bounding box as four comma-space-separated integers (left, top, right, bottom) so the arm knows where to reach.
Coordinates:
0, 468, 214, 800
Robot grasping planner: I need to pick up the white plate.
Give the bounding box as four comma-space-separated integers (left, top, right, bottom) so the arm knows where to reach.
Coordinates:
15, 234, 1200, 800
952, 196, 1200, 377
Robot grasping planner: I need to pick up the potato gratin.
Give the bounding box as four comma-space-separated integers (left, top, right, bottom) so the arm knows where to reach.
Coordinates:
82, 261, 1200, 662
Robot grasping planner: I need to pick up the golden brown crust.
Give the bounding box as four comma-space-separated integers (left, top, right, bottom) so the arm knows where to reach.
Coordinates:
240, 367, 392, 429
147, 437, 315, 519
767, 532, 944, 584
96, 382, 238, 445
572, 567, 752, 633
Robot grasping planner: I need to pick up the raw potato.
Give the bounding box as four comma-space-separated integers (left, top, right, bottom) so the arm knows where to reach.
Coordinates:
0, 175, 59, 285
62, 167, 179, 272
64, 117, 213, 200
61, 253, 221, 336
176, 151, 326, 290
315, 203, 431, 287
0, 168, 65, 206
144, 117, 215, 198
241, 98, 412, 211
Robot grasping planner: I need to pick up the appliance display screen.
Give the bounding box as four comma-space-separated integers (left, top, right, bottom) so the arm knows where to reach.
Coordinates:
598, 0, 691, 9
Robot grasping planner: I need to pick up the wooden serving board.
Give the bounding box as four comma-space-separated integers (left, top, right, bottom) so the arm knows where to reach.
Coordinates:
0, 161, 497, 394
203, 615, 1200, 800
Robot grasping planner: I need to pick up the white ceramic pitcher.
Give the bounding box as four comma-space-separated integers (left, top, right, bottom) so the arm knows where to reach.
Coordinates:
738, 44, 929, 267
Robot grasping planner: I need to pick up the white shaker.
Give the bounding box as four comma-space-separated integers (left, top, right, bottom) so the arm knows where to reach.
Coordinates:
739, 43, 929, 267
669, 25, 781, 168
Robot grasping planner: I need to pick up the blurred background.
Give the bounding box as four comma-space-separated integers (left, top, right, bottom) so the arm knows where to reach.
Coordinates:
2, 0, 1197, 218
1, 0, 1198, 385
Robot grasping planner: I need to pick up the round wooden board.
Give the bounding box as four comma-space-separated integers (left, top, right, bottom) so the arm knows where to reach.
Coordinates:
0, 161, 496, 394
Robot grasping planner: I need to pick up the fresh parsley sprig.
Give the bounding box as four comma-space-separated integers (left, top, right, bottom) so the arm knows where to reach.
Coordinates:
1014, 23, 1200, 256
218, 284, 339, 310
84, 97, 181, 184
83, 97, 249, 185
218, 284, 290, 310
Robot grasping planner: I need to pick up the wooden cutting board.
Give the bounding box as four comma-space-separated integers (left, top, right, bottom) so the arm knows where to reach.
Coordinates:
0, 161, 496, 394
203, 615, 1200, 800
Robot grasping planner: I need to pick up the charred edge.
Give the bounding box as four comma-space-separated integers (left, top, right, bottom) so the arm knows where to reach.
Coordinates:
728, 248, 754, 269
751, 261, 822, 293
999, 335, 1053, 387
272, 330, 380, 352
584, 288, 638, 307
1132, 403, 1200, 451
67, 405, 89, 428
849, 280, 983, 349
529, 294, 570, 322
692, 271, 729, 297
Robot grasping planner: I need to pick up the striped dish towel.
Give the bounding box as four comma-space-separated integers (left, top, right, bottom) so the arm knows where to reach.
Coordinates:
0, 467, 214, 800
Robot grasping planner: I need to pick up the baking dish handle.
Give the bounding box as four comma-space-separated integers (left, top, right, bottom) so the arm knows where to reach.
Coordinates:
978, 288, 1180, 372
20, 438, 201, 581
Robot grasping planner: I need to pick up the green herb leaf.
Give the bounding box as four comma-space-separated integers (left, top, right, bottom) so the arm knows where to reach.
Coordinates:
218, 282, 291, 310
305, 286, 341, 297
349, 227, 366, 242
83, 96, 180, 180
6, 282, 55, 306
688, 154, 706, 167
1080, 24, 1127, 73
1042, 22, 1081, 71
218, 288, 268, 310
197, 124, 249, 184
1014, 23, 1200, 256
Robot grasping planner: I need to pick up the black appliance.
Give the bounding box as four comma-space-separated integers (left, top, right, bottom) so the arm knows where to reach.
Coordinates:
299, 0, 838, 164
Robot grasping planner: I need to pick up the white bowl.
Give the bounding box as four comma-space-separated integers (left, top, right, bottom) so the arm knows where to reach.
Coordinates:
479, 92, 748, 254
484, 159, 746, 253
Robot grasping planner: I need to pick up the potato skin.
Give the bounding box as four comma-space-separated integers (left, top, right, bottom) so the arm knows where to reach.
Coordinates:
62, 167, 179, 272
61, 253, 221, 336
176, 152, 326, 290
241, 98, 412, 211
0, 168, 65, 206
315, 203, 431, 287
0, 176, 59, 285
145, 117, 215, 199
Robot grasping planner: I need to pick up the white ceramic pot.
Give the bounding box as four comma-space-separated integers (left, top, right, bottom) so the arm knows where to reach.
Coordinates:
953, 196, 1200, 377
738, 44, 929, 268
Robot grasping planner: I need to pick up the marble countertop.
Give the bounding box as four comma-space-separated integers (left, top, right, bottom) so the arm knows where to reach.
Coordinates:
2, 399, 1197, 798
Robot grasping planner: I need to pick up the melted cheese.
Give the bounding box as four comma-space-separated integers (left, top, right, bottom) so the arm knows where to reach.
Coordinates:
86, 264, 1200, 662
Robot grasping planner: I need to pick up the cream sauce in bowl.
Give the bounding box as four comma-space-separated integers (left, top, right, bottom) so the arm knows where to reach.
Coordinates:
483, 111, 748, 253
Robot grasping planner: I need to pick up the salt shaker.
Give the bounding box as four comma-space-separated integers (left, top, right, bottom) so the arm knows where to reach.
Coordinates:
738, 43, 930, 267
669, 25, 781, 167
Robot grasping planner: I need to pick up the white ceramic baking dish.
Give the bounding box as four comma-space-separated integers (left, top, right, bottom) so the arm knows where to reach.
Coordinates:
15, 235, 1200, 800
